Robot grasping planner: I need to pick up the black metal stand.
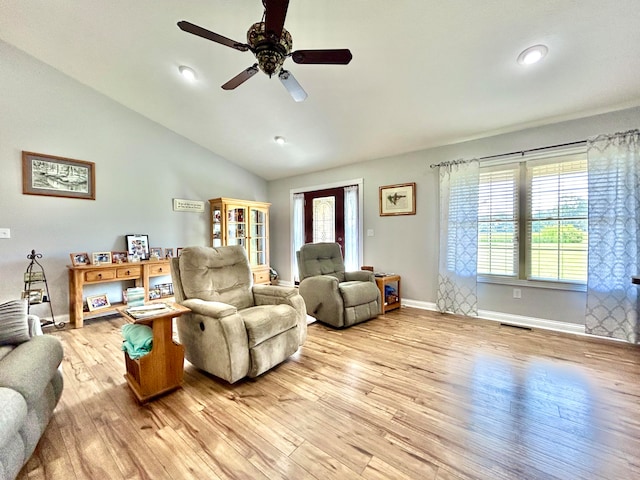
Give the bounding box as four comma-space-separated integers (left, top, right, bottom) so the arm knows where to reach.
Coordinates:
23, 249, 65, 329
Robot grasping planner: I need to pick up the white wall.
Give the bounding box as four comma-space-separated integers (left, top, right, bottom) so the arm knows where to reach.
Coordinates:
0, 40, 268, 322
268, 106, 640, 326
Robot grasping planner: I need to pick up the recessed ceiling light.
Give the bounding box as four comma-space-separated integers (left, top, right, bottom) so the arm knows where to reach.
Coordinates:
178, 65, 197, 81
517, 44, 548, 66
274, 136, 286, 145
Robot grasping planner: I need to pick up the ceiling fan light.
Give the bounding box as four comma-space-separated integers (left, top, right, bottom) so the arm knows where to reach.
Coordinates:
274, 136, 286, 145
178, 65, 197, 81
517, 45, 548, 66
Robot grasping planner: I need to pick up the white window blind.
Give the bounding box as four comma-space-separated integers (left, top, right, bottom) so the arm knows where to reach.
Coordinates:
527, 156, 588, 282
478, 166, 519, 276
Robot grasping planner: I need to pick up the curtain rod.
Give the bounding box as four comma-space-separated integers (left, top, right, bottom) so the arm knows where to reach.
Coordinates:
429, 139, 587, 169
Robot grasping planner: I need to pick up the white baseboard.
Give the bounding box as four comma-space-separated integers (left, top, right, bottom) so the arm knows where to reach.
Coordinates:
401, 298, 586, 336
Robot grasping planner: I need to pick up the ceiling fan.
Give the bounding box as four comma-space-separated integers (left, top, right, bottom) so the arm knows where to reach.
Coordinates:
177, 0, 352, 102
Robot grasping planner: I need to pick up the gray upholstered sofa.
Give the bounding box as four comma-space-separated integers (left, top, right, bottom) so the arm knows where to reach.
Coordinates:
0, 299, 63, 480
297, 242, 380, 328
171, 245, 307, 384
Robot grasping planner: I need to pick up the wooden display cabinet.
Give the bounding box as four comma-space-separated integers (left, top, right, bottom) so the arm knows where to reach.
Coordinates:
209, 197, 271, 284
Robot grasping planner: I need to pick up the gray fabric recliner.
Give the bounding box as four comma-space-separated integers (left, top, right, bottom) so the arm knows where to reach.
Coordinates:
171, 245, 307, 384
297, 242, 380, 328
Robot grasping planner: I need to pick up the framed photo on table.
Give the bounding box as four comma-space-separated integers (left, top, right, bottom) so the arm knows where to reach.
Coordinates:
126, 234, 150, 260
70, 252, 91, 266
86, 294, 110, 311
92, 251, 112, 265
379, 182, 416, 216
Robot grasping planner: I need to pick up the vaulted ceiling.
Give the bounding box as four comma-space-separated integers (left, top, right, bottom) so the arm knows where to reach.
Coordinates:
2, 1, 639, 180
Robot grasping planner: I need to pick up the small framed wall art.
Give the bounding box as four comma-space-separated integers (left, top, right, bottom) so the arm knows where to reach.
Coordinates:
379, 182, 416, 216
22, 151, 95, 200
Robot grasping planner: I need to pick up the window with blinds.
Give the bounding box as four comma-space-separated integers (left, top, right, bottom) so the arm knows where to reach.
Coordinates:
478, 150, 588, 284
527, 156, 588, 282
478, 166, 519, 276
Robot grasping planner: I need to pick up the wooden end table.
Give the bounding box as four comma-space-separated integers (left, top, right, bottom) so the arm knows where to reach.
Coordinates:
118, 303, 189, 403
375, 275, 401, 314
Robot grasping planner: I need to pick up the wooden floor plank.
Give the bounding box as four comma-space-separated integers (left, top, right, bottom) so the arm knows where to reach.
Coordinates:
16, 307, 640, 480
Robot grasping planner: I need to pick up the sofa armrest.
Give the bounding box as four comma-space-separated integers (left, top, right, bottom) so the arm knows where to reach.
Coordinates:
181, 298, 237, 318
253, 285, 308, 345
0, 335, 63, 408
345, 270, 375, 283
298, 275, 343, 323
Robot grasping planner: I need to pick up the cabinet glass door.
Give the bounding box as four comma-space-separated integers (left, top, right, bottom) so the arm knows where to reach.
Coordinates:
226, 206, 247, 247
212, 205, 222, 247
249, 207, 267, 266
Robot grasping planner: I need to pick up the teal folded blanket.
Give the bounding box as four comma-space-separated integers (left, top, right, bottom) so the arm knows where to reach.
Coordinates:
121, 324, 153, 359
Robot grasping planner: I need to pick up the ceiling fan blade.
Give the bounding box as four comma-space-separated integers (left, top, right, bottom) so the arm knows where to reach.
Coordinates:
264, 0, 289, 40
178, 21, 249, 52
291, 49, 353, 65
222, 64, 259, 90
279, 70, 307, 102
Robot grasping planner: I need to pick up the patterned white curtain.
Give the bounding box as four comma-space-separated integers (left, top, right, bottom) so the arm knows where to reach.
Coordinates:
344, 185, 359, 271
437, 160, 480, 316
292, 193, 305, 282
585, 130, 640, 343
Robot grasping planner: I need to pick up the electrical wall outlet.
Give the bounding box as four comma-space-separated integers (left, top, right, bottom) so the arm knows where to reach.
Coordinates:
0, 228, 10, 239
513, 288, 522, 299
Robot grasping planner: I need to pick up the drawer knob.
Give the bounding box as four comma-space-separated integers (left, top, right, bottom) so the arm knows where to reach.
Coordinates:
98, 273, 102, 279
126, 270, 131, 275
158, 268, 163, 272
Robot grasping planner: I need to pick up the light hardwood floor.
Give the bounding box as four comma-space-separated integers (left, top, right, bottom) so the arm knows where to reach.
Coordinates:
18, 308, 640, 480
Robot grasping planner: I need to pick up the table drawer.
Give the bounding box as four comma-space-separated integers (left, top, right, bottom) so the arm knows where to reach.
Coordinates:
117, 266, 141, 279
148, 263, 170, 276
84, 269, 116, 282
253, 270, 270, 284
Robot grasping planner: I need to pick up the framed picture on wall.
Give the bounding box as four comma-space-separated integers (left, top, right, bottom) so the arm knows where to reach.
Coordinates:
126, 234, 150, 260
379, 182, 416, 216
22, 151, 95, 200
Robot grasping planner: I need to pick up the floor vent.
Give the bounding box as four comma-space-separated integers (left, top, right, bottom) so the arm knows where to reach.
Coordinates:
500, 323, 532, 331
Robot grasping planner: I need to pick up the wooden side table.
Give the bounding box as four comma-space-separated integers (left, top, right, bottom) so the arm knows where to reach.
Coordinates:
375, 275, 401, 314
118, 303, 189, 403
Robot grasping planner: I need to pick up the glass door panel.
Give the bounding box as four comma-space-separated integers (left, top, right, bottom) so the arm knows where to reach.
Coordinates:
212, 206, 222, 247
227, 206, 247, 247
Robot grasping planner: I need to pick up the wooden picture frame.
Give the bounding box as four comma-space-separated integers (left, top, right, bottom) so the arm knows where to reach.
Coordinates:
379, 182, 416, 216
150, 247, 163, 259
22, 289, 44, 305
23, 271, 45, 282
70, 252, 90, 266
86, 294, 110, 311
111, 251, 128, 263
126, 234, 150, 260
22, 151, 95, 200
92, 251, 112, 265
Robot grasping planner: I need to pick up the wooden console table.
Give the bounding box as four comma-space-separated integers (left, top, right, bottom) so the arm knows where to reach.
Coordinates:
119, 303, 189, 403
375, 275, 401, 314
67, 259, 172, 328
